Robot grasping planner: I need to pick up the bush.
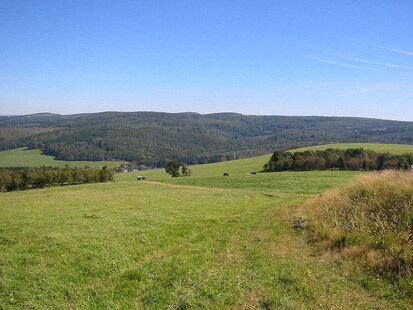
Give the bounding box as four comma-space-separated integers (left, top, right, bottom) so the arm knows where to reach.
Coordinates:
306, 171, 413, 277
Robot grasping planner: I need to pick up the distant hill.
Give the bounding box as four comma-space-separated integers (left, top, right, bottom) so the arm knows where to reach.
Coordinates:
1, 112, 412, 167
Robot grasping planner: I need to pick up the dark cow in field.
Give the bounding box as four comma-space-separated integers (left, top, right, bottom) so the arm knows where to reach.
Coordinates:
223, 173, 229, 176
137, 176, 146, 180
250, 171, 257, 175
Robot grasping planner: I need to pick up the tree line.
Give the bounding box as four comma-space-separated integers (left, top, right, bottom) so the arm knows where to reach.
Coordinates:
263, 148, 413, 172
0, 166, 114, 192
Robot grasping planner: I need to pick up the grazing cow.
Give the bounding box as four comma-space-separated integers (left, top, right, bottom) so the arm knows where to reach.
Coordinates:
223, 173, 229, 176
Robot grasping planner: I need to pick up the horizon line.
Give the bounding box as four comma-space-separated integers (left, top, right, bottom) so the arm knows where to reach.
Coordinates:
1, 111, 412, 123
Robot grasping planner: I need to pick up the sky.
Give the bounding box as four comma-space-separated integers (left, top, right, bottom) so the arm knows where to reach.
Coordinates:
1, 1, 413, 121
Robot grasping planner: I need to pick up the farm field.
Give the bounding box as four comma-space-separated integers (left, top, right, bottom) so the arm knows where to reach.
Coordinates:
116, 153, 272, 181
136, 171, 362, 195
1, 144, 412, 308
0, 148, 124, 168
291, 143, 413, 154
1, 170, 411, 308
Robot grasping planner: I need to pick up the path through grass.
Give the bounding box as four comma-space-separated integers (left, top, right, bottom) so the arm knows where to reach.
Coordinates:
1, 171, 410, 309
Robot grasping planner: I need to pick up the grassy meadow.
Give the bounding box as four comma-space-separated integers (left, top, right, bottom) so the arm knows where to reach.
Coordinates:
2, 178, 412, 307
117, 153, 272, 181
139, 171, 362, 195
0, 148, 124, 168
1, 143, 413, 308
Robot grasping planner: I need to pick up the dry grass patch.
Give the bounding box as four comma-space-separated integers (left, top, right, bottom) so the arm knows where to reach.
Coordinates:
307, 170, 413, 278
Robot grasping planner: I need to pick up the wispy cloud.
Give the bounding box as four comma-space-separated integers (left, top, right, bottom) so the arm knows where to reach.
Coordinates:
380, 46, 413, 57
298, 80, 413, 96
310, 57, 377, 71
336, 54, 413, 69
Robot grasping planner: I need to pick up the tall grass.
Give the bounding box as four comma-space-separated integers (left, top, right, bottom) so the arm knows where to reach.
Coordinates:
307, 170, 413, 277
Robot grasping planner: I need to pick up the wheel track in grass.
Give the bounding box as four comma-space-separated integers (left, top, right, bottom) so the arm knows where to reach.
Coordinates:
82, 192, 267, 291
1, 178, 408, 308
143, 180, 316, 198
137, 181, 410, 308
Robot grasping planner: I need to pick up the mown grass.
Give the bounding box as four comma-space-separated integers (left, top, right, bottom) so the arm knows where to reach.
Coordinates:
1, 171, 411, 309
292, 143, 413, 154
0, 148, 124, 168
116, 153, 271, 181
141, 170, 362, 195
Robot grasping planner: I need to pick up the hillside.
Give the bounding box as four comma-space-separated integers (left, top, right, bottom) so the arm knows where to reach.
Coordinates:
0, 148, 123, 168
1, 112, 412, 167
117, 153, 271, 181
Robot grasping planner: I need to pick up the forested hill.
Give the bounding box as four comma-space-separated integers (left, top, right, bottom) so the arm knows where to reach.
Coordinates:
0, 112, 412, 167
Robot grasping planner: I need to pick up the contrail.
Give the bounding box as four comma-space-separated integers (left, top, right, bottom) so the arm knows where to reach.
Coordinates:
380, 46, 413, 57
336, 54, 413, 69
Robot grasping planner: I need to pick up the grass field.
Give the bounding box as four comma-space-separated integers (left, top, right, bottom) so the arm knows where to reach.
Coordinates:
117, 153, 271, 181
141, 171, 362, 195
1, 170, 411, 308
1, 144, 412, 308
291, 143, 413, 154
0, 148, 124, 168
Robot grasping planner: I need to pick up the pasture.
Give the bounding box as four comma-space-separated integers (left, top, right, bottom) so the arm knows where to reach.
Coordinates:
117, 153, 272, 181
1, 144, 412, 308
1, 170, 411, 309
0, 148, 124, 168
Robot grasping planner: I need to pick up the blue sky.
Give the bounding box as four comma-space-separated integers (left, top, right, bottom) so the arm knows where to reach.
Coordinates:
1, 1, 412, 121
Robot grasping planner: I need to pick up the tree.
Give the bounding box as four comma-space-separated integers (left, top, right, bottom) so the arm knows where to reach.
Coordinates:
165, 161, 192, 177
165, 160, 181, 177
181, 163, 192, 176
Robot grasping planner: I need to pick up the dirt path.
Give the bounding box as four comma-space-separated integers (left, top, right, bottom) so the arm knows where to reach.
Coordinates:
144, 180, 230, 191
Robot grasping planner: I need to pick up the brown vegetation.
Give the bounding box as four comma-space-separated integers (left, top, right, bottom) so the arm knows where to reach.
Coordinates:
306, 170, 413, 278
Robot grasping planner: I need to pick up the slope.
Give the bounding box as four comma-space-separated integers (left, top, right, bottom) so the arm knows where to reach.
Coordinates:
1, 112, 412, 166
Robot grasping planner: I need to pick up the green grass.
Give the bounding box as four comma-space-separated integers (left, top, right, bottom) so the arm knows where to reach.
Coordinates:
0, 148, 124, 168
291, 143, 413, 154
143, 171, 362, 195
1, 170, 411, 309
116, 153, 271, 181
1, 145, 412, 308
